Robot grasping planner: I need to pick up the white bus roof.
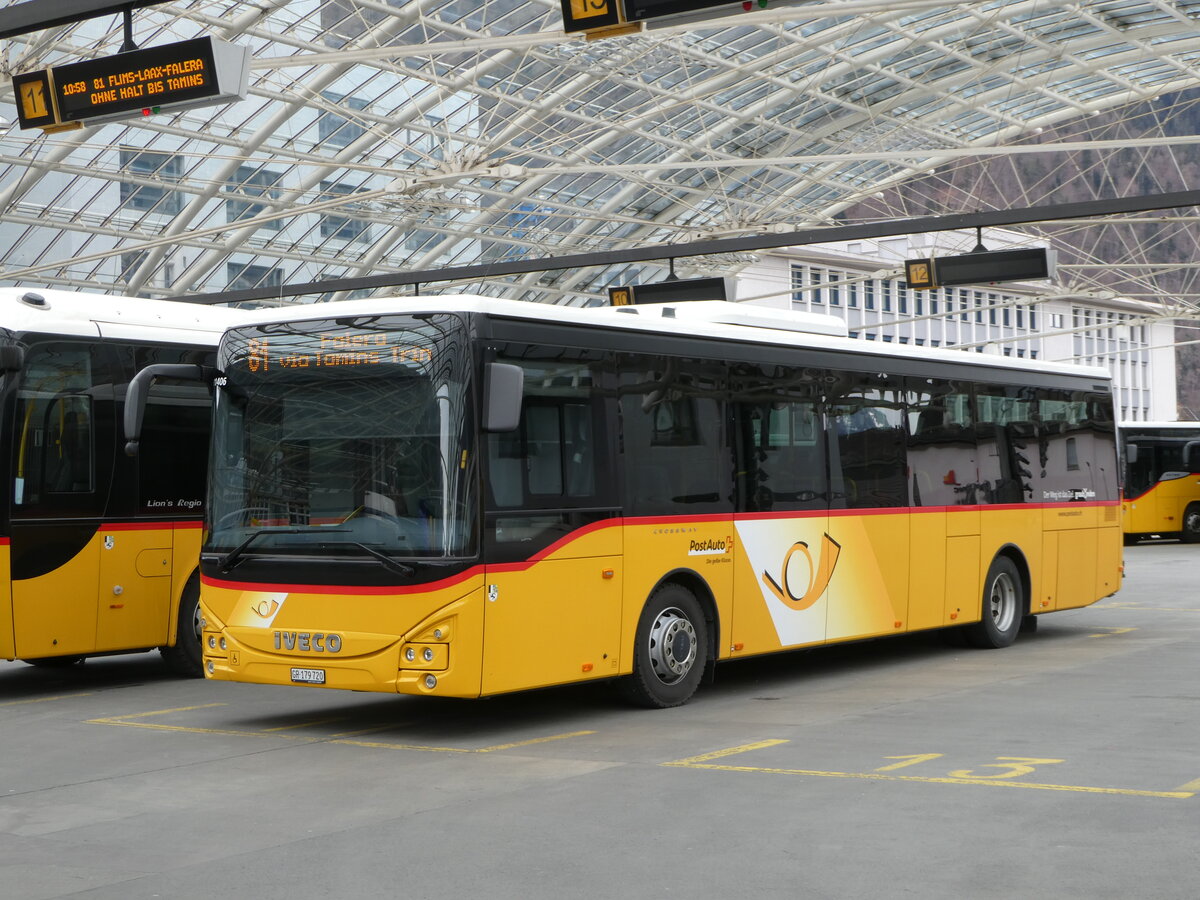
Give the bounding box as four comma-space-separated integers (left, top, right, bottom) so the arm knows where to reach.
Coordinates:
233, 294, 1112, 383
0, 288, 246, 345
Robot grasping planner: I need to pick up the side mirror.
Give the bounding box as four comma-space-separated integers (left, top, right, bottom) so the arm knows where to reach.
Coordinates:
1123, 442, 1138, 465
0, 345, 24, 373
124, 363, 213, 456
1185, 441, 1200, 473
482, 362, 523, 433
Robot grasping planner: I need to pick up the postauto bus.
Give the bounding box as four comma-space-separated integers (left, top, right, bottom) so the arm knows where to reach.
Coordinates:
126, 295, 1122, 706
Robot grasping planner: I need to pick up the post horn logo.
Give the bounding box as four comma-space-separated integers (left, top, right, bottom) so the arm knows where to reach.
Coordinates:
762, 533, 842, 611
251, 598, 281, 618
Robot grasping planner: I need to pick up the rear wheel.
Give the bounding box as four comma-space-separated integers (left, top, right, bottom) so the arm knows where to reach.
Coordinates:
965, 556, 1023, 649
1182, 505, 1200, 543
619, 584, 707, 709
160, 573, 203, 676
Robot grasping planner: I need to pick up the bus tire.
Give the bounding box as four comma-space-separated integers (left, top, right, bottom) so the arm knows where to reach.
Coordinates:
619, 584, 707, 709
1182, 505, 1200, 543
965, 556, 1023, 649
160, 573, 203, 677
1123, 533, 1140, 546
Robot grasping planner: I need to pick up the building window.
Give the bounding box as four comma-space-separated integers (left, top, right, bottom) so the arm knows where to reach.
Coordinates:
791, 266, 805, 305
318, 92, 368, 148
227, 262, 283, 291
829, 273, 841, 306
226, 166, 284, 230
811, 270, 823, 304
119, 149, 182, 214
319, 180, 371, 243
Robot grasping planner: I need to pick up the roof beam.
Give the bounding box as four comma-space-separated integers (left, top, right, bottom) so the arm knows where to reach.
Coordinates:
0, 1, 166, 40
180, 189, 1200, 305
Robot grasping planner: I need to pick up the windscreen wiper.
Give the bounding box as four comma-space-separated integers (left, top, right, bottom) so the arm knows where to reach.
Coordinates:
329, 541, 415, 577
217, 527, 349, 573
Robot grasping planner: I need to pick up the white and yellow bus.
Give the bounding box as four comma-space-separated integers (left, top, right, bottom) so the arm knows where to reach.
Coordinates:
127, 295, 1122, 706
0, 288, 241, 673
1120, 421, 1200, 544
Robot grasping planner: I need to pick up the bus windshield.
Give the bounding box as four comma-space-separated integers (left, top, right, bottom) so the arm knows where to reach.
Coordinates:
208, 313, 476, 561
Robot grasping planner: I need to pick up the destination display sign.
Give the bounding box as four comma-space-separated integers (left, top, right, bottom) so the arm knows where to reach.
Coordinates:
12, 36, 250, 131
242, 334, 434, 374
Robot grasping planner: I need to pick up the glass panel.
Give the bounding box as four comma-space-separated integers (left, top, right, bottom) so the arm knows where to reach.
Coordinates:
209, 314, 474, 559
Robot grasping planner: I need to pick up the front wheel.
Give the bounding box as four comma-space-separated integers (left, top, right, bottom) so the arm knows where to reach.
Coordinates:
965, 556, 1023, 649
1182, 504, 1200, 543
160, 573, 203, 676
619, 584, 708, 709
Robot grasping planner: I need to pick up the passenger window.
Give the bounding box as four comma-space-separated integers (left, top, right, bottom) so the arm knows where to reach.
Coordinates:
13, 345, 96, 510
829, 372, 906, 509
622, 356, 729, 516
906, 378, 975, 506
734, 365, 826, 512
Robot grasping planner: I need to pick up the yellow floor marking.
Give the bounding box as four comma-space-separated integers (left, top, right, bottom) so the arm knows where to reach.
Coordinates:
1095, 603, 1200, 612
87, 702, 226, 723
262, 716, 349, 732
1175, 776, 1200, 793
0, 692, 93, 707
665, 740, 790, 766
1089, 626, 1138, 638
88, 707, 594, 754
476, 730, 597, 752
663, 743, 1193, 799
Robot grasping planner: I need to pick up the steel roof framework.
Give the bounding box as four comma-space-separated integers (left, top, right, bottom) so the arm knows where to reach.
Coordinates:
2, 0, 1200, 310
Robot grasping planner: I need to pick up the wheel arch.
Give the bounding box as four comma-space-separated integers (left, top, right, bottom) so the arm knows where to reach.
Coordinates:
646, 567, 720, 676
991, 543, 1032, 616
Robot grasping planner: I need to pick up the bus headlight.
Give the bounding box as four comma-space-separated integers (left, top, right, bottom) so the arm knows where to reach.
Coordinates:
424, 675, 437, 689
405, 647, 416, 662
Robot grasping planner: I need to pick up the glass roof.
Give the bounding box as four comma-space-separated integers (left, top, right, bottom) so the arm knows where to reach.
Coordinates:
4, 0, 1200, 308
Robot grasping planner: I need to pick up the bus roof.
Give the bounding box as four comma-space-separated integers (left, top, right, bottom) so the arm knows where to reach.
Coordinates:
234, 294, 1112, 383
0, 288, 245, 344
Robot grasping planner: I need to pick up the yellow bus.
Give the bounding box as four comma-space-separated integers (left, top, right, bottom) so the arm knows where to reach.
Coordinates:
127, 296, 1122, 706
1120, 421, 1200, 544
0, 287, 240, 673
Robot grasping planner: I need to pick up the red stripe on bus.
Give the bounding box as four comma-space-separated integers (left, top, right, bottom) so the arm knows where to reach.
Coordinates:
202, 567, 486, 597
102, 520, 203, 531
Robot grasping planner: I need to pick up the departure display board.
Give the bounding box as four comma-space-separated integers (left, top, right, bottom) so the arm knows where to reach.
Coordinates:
12, 36, 249, 131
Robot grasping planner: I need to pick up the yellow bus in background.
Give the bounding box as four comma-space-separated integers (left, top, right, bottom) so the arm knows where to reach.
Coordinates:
0, 288, 241, 674
1121, 421, 1200, 544
128, 296, 1122, 707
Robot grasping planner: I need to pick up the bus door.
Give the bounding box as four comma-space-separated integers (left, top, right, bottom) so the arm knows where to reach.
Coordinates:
825, 371, 911, 641
9, 342, 114, 659
481, 352, 622, 694
730, 367, 830, 655
906, 378, 978, 629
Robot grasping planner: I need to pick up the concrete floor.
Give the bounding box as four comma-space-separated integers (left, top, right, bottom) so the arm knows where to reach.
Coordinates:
2, 541, 1198, 899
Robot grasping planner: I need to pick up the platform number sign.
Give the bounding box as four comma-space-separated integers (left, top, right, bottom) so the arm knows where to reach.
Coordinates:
561, 0, 624, 32
13, 70, 57, 129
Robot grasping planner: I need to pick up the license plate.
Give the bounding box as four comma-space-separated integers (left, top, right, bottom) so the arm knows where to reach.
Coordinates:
290, 667, 325, 684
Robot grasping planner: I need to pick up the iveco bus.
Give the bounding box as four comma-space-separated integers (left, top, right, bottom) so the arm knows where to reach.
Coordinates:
127, 295, 1121, 706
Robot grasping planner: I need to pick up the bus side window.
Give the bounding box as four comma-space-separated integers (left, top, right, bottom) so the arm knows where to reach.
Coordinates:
829, 373, 906, 509
621, 356, 729, 516
13, 344, 100, 511
45, 397, 93, 493
905, 378, 974, 506
485, 354, 609, 511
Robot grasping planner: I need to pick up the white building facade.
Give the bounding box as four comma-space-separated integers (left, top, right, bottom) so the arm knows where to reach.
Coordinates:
736, 231, 1177, 422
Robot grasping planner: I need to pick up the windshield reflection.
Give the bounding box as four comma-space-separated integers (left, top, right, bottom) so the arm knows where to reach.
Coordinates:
207, 313, 476, 562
